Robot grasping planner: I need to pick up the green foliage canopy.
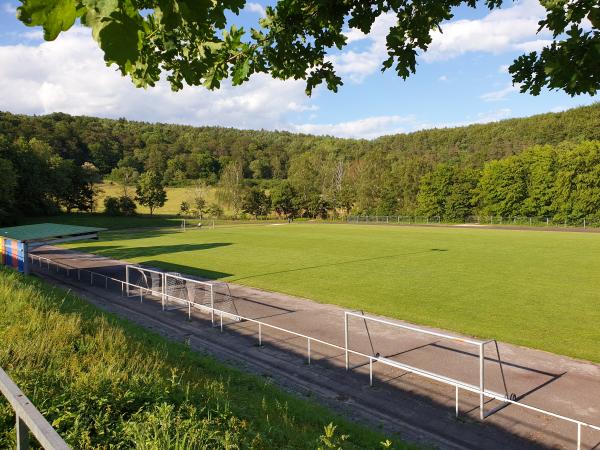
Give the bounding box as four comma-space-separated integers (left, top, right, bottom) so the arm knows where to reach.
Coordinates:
16, 0, 600, 96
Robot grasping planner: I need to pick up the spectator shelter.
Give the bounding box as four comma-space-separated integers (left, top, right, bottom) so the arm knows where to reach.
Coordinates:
0, 223, 105, 275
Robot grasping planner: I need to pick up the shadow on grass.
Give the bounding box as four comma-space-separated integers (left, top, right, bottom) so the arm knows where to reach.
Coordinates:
44, 242, 232, 261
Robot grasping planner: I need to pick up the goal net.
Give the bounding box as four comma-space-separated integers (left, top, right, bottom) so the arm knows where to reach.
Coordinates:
164, 272, 241, 323
125, 265, 164, 299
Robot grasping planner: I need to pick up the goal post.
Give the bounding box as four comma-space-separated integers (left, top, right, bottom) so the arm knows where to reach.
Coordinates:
124, 265, 241, 324
163, 273, 242, 324
125, 265, 166, 306
343, 311, 510, 420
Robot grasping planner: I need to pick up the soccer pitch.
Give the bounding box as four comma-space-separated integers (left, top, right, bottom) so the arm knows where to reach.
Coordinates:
67, 223, 600, 363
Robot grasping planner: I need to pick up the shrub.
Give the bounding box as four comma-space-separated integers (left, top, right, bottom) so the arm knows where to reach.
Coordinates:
103, 196, 121, 216
104, 196, 137, 216
118, 196, 137, 216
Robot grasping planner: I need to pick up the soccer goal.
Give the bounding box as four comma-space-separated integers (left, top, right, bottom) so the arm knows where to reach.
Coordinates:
125, 265, 165, 302
164, 272, 241, 324
343, 311, 512, 420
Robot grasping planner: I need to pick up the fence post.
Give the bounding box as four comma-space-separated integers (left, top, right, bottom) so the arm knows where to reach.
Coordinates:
369, 357, 373, 387
16, 415, 29, 450
307, 338, 311, 365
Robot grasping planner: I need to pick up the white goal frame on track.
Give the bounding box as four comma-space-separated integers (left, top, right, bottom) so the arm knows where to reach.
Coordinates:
125, 265, 165, 303
164, 271, 216, 323
344, 311, 508, 420
125, 265, 220, 324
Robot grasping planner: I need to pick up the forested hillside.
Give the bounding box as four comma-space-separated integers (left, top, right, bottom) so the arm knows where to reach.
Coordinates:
1, 103, 599, 223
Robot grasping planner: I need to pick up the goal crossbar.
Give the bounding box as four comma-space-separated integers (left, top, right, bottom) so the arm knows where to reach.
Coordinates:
344, 311, 505, 420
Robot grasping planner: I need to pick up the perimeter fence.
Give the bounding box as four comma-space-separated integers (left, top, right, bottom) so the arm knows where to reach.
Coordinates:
347, 215, 600, 229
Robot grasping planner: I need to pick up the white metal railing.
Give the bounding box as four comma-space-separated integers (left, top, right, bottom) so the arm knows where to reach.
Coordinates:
0, 367, 70, 450
28, 253, 600, 449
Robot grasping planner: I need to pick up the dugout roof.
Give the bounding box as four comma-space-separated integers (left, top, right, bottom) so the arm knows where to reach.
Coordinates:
0, 223, 106, 244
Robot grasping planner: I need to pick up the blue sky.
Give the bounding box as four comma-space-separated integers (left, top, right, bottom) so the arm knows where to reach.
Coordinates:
0, 0, 596, 138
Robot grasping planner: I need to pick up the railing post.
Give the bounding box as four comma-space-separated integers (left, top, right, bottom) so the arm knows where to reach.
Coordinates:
577, 422, 581, 450
369, 357, 373, 387
161, 272, 166, 311
258, 323, 262, 346
307, 338, 311, 365
455, 386, 459, 417
16, 415, 30, 450
344, 312, 349, 370
480, 342, 485, 420
220, 312, 223, 332
210, 285, 215, 326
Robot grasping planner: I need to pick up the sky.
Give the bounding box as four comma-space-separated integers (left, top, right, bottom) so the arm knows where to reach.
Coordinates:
0, 0, 596, 139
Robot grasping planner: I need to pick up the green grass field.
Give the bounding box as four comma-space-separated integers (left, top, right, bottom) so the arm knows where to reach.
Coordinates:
0, 267, 406, 449
67, 223, 600, 363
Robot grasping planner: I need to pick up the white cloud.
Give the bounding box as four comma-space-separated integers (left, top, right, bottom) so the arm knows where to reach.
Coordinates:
423, 0, 549, 62
438, 75, 448, 81
480, 83, 520, 101
292, 115, 425, 139
20, 30, 44, 41
246, 2, 266, 17
0, 27, 317, 131
511, 39, 553, 53
2, 2, 16, 14
328, 0, 552, 83
328, 13, 397, 83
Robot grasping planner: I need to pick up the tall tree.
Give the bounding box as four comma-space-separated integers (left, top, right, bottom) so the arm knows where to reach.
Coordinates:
109, 166, 139, 197
476, 157, 528, 217
216, 160, 244, 214
135, 170, 167, 215
552, 140, 600, 220
271, 182, 297, 218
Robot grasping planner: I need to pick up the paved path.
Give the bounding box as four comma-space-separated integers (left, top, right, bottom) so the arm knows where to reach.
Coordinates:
30, 246, 600, 449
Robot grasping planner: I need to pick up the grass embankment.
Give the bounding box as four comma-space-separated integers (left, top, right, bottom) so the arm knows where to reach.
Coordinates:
0, 268, 407, 449
67, 223, 600, 363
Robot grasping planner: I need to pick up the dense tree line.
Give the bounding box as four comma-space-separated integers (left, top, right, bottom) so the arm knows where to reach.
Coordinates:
417, 141, 600, 221
0, 135, 99, 223
0, 103, 599, 223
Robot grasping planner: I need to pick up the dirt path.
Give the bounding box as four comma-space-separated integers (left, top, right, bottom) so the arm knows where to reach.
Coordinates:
30, 246, 600, 449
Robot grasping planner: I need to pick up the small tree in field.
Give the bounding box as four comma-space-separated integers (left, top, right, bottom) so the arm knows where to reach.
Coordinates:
136, 171, 167, 215
180, 201, 190, 216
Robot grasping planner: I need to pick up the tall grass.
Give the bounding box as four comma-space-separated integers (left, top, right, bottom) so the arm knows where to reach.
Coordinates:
0, 268, 409, 449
